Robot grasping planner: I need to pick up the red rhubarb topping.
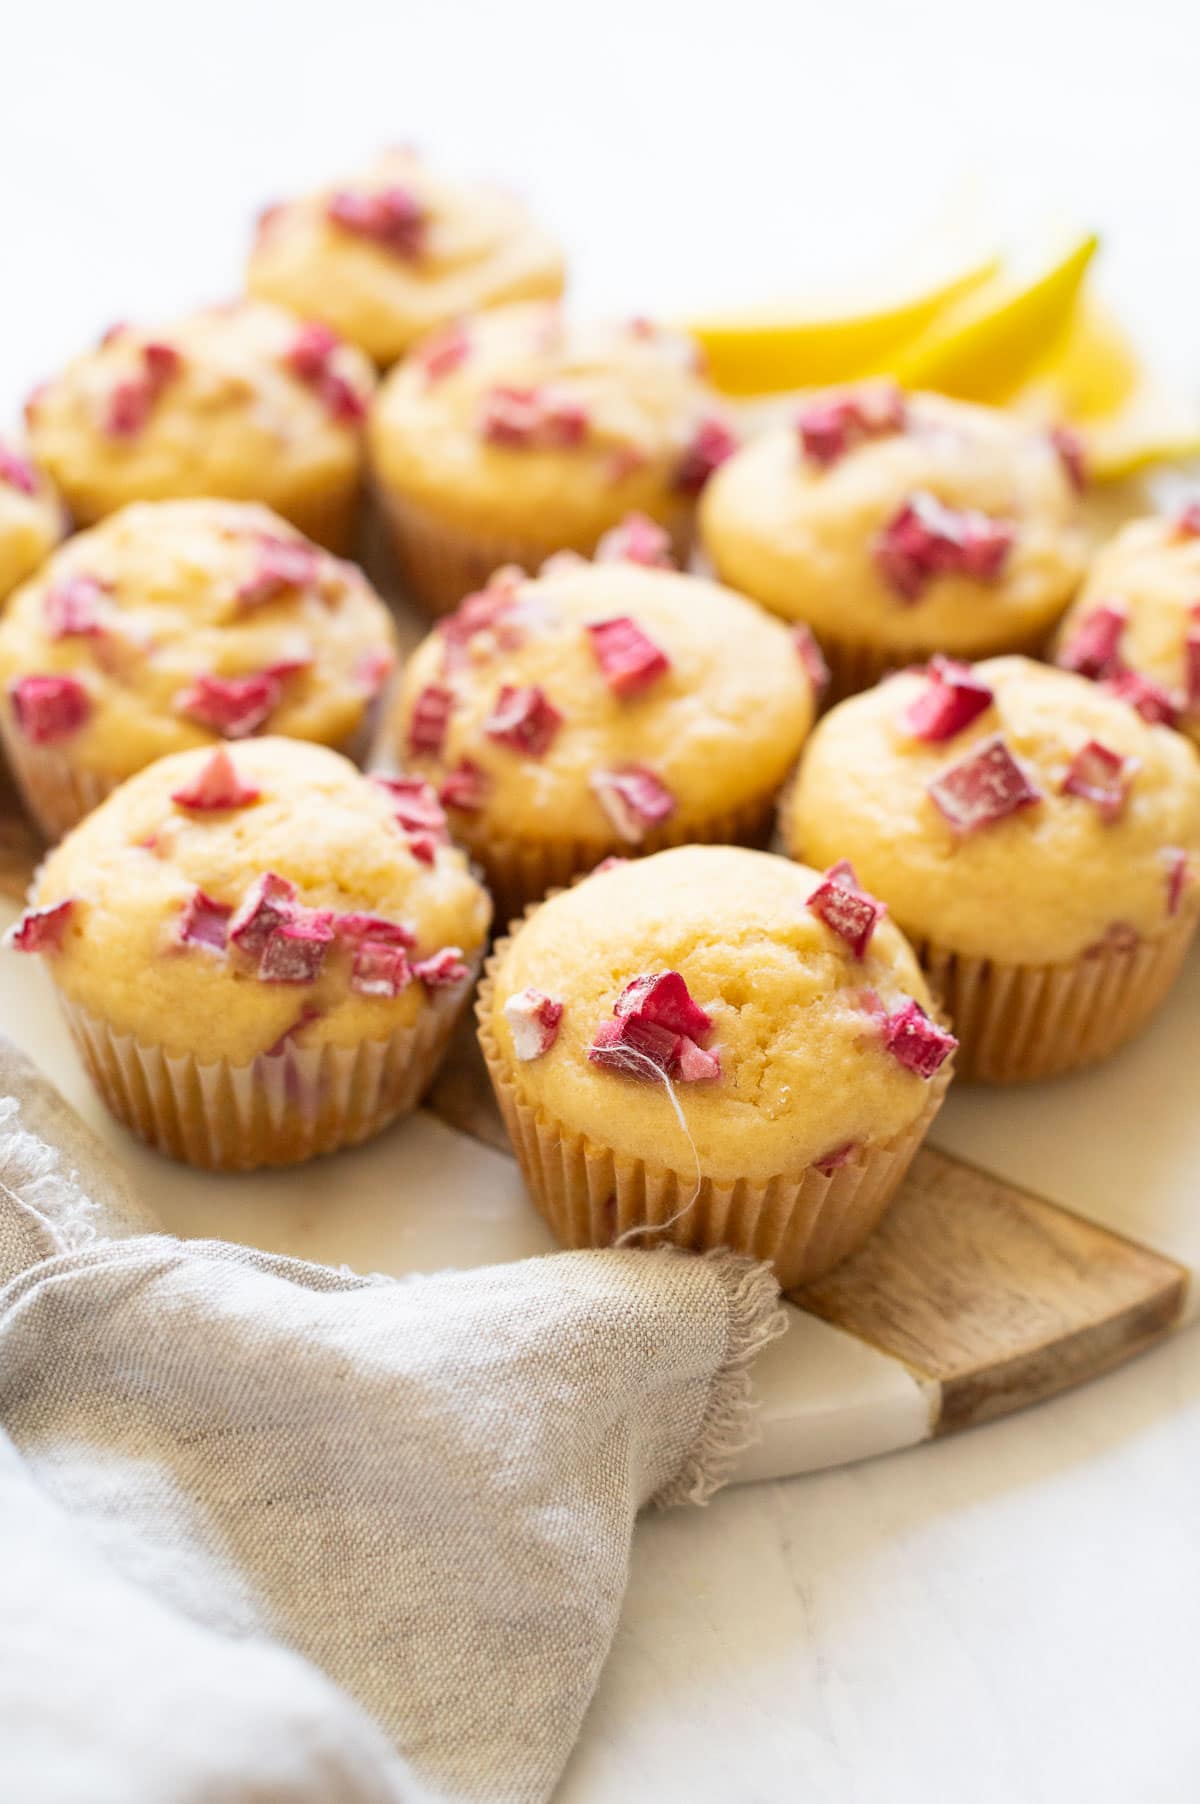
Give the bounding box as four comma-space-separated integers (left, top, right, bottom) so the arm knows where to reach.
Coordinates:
883, 999, 957, 1079
1049, 425, 1088, 494
9, 674, 90, 744
594, 513, 675, 568
334, 912, 416, 948
284, 322, 367, 425
614, 971, 712, 1039
503, 987, 565, 1061
876, 492, 1015, 601
484, 684, 563, 758
103, 341, 181, 438
902, 657, 994, 742
178, 890, 234, 952
674, 416, 738, 494
372, 774, 448, 838
354, 648, 395, 697
350, 941, 412, 997
438, 758, 490, 813
1174, 502, 1200, 538
586, 616, 671, 697
5, 899, 74, 954
43, 574, 109, 639
589, 970, 719, 1084
927, 733, 1042, 834
258, 914, 335, 983
407, 684, 454, 757
589, 765, 675, 842
176, 672, 279, 739
796, 384, 906, 467
792, 625, 830, 697
1061, 740, 1133, 824
1104, 669, 1179, 727
479, 385, 589, 450
806, 862, 886, 958
813, 1142, 859, 1176
414, 321, 470, 381
412, 947, 469, 987
228, 872, 298, 957
1166, 848, 1190, 916
170, 747, 262, 812
1056, 600, 1128, 679
237, 536, 321, 608
0, 444, 37, 495
327, 185, 427, 257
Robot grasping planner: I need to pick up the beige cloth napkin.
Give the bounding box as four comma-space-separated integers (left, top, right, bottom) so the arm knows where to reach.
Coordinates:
0, 1039, 784, 1804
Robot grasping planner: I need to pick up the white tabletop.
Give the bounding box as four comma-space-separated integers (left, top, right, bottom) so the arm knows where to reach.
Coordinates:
7, 4, 1200, 1798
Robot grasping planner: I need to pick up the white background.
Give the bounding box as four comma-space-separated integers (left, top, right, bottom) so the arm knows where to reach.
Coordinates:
6, 3, 1200, 1799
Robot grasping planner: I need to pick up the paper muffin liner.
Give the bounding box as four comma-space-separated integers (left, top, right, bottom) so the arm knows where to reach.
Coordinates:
375, 485, 694, 619
914, 906, 1199, 1083
476, 931, 952, 1289
54, 966, 478, 1172
810, 621, 1058, 705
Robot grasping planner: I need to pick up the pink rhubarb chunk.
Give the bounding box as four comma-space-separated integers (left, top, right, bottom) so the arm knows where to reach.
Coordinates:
902, 657, 994, 742
1174, 502, 1200, 538
327, 185, 427, 257
503, 987, 565, 1060
372, 774, 448, 838
876, 491, 1015, 601
176, 672, 279, 739
237, 537, 321, 608
479, 385, 589, 450
350, 941, 412, 997
334, 912, 416, 948
1049, 425, 1088, 494
614, 971, 712, 1039
674, 416, 738, 494
0, 444, 37, 495
407, 684, 453, 757
171, 747, 262, 811
1056, 600, 1128, 679
792, 625, 830, 697
589, 765, 675, 842
813, 1141, 860, 1177
438, 758, 490, 813
258, 915, 335, 983
5, 899, 74, 954
178, 890, 234, 952
228, 872, 298, 957
586, 616, 671, 697
484, 684, 563, 758
927, 733, 1042, 834
414, 321, 471, 381
1166, 848, 1190, 916
412, 946, 470, 988
594, 513, 675, 568
796, 384, 906, 466
883, 999, 957, 1079
1104, 669, 1179, 727
103, 340, 181, 438
284, 323, 367, 425
1061, 740, 1133, 824
806, 862, 887, 958
9, 674, 90, 744
589, 970, 720, 1083
43, 574, 109, 639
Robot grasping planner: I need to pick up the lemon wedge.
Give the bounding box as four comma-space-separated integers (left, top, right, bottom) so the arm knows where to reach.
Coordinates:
1080, 381, 1200, 481
1019, 294, 1142, 421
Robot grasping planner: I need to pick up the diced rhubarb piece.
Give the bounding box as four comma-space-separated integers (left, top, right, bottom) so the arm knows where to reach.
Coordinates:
237, 536, 321, 607
796, 384, 906, 467
588, 1015, 718, 1083
614, 970, 712, 1039
170, 747, 262, 812
258, 915, 335, 983
4, 899, 74, 954
406, 833, 438, 866
285, 320, 341, 380
350, 941, 412, 997
8, 674, 90, 744
503, 987, 565, 1060
882, 999, 957, 1079
1056, 600, 1128, 679
589, 765, 675, 842
142, 341, 181, 387
327, 184, 427, 257
806, 864, 886, 958
0, 444, 37, 495
371, 774, 447, 837
438, 758, 490, 813
587, 616, 671, 697
876, 491, 1015, 601
792, 625, 829, 697
594, 513, 675, 569
901, 656, 995, 742
484, 683, 563, 758
605, 445, 650, 485
1174, 502, 1200, 538
335, 912, 416, 947
175, 672, 279, 738
42, 573, 109, 638
102, 341, 181, 438
407, 684, 454, 757
676, 1037, 721, 1082
1166, 847, 1190, 916
674, 416, 738, 494
1061, 739, 1133, 824
478, 385, 589, 450
412, 946, 469, 987
1049, 425, 1088, 494
591, 855, 629, 876
415, 321, 471, 381
178, 890, 234, 952
1104, 669, 1180, 727
354, 647, 395, 697
228, 872, 298, 957
927, 733, 1042, 834
813, 1141, 860, 1176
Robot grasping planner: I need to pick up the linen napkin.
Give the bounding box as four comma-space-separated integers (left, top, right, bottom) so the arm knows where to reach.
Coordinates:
0, 1038, 785, 1804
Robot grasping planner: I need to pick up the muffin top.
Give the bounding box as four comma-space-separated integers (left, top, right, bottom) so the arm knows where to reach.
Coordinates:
784, 654, 1200, 964
26, 302, 375, 533
246, 147, 566, 366
18, 738, 491, 1065
0, 500, 398, 782
1053, 505, 1200, 741
368, 302, 736, 542
486, 845, 952, 1185
0, 440, 63, 602
700, 387, 1086, 652
389, 544, 819, 848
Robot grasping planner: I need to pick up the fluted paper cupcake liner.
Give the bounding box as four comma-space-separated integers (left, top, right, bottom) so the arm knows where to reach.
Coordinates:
375, 485, 694, 618
56, 969, 477, 1171
915, 906, 1199, 1083
476, 935, 951, 1289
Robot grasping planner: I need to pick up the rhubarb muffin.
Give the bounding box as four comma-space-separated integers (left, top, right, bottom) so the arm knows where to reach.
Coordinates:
368, 302, 736, 613
25, 302, 375, 551
782, 654, 1200, 1080
247, 145, 565, 367
8, 737, 491, 1169
478, 844, 955, 1286
0, 441, 63, 602
385, 535, 821, 921
1053, 502, 1200, 741
700, 386, 1087, 698
0, 499, 398, 839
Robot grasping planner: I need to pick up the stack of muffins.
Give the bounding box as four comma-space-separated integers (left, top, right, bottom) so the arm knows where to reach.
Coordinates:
4, 146, 1199, 1292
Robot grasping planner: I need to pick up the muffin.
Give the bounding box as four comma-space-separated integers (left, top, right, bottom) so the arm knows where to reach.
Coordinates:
368, 302, 737, 613
0, 499, 399, 840
0, 439, 63, 602
700, 386, 1087, 698
25, 301, 375, 550
782, 655, 1200, 1081
385, 540, 820, 922
7, 737, 491, 1169
1052, 503, 1200, 739
247, 146, 565, 367
478, 845, 955, 1287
